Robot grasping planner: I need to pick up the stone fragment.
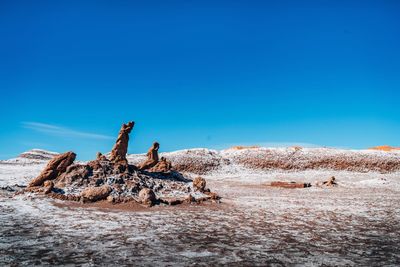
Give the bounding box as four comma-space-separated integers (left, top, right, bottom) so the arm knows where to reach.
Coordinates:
193, 176, 206, 192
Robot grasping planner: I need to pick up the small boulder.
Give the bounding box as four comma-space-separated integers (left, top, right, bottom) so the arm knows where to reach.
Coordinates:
138, 188, 156, 206
80, 185, 112, 202
43, 180, 54, 194
193, 176, 206, 192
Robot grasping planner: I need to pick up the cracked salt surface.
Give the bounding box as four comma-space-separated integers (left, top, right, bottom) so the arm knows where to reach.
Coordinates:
1, 157, 400, 265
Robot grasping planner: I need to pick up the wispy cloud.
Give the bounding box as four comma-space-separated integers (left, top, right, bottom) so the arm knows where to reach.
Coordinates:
22, 122, 114, 140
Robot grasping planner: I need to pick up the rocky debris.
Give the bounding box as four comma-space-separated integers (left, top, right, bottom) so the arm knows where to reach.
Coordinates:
193, 176, 206, 192
109, 121, 135, 165
43, 181, 54, 194
80, 185, 112, 202
319, 176, 337, 187
55, 164, 92, 188
149, 157, 172, 173
96, 152, 108, 161
28, 152, 76, 187
138, 188, 156, 206
139, 142, 160, 170
270, 181, 312, 189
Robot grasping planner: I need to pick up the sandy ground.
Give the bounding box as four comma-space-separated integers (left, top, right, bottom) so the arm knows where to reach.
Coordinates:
1, 162, 400, 266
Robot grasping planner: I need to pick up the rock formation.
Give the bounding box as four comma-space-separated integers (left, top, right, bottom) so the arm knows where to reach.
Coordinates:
43, 181, 54, 194
28, 151, 76, 187
322, 176, 337, 187
139, 142, 160, 170
80, 185, 112, 202
109, 121, 135, 164
150, 157, 172, 173
193, 176, 206, 192
25, 121, 219, 208
270, 181, 312, 188
138, 188, 156, 206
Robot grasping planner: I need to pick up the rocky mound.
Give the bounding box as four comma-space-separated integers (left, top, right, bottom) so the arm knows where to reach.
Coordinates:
23, 122, 219, 207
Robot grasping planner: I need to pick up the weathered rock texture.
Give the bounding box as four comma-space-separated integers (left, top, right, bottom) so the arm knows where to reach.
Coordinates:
149, 157, 172, 173
138, 188, 156, 206
139, 142, 160, 170
109, 121, 135, 164
81, 185, 112, 202
29, 151, 76, 187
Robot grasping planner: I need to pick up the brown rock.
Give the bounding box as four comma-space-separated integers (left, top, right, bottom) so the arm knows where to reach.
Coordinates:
80, 185, 112, 202
96, 152, 108, 161
43, 180, 54, 194
138, 188, 156, 206
106, 195, 115, 203
193, 176, 206, 192
150, 157, 172, 172
270, 181, 311, 188
139, 142, 160, 170
322, 176, 337, 187
186, 194, 195, 203
109, 121, 135, 164
29, 151, 76, 187
55, 164, 92, 188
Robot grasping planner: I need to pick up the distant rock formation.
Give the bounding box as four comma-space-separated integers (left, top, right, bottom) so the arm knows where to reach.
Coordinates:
270, 181, 311, 189
320, 176, 337, 187
28, 151, 76, 187
19, 149, 59, 161
109, 121, 135, 164
369, 145, 400, 152
139, 142, 160, 170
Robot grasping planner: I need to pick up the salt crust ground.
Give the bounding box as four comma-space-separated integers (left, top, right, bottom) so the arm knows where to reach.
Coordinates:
1, 148, 400, 266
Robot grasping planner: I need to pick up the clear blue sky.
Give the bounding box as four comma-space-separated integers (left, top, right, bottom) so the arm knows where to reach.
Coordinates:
1, 0, 399, 160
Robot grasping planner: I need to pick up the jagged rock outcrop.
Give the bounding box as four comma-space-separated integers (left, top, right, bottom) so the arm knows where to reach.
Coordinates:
139, 142, 160, 170
28, 151, 76, 187
109, 121, 135, 165
80, 185, 112, 202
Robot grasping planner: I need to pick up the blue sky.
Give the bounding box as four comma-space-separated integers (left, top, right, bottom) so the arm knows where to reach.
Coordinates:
1, 0, 399, 160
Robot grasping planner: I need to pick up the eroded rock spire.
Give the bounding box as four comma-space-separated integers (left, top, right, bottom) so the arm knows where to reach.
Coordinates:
109, 121, 135, 164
